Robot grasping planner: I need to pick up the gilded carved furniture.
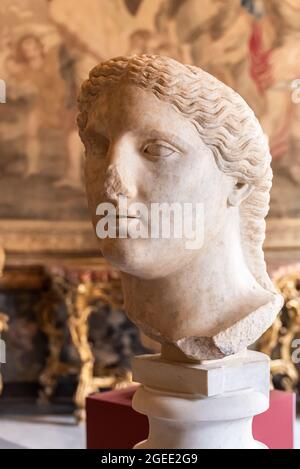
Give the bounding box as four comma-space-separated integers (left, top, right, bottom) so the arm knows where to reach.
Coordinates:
36, 265, 132, 421
0, 263, 133, 420
258, 265, 300, 393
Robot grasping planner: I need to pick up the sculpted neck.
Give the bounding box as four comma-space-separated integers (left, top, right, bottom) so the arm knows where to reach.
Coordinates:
121, 210, 272, 344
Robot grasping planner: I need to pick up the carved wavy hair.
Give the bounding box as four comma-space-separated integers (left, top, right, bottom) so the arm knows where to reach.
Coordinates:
77, 55, 275, 293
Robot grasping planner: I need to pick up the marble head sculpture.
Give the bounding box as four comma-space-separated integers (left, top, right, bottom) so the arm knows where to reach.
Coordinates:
78, 55, 283, 361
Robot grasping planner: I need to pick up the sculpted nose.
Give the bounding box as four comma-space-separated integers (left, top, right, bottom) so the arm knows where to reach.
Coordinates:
103, 164, 135, 202
103, 138, 137, 201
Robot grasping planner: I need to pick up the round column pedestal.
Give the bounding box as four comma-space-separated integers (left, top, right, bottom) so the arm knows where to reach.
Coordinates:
132, 385, 268, 449
131, 351, 270, 449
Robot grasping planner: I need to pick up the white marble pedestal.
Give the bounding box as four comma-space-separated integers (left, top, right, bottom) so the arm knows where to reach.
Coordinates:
132, 350, 270, 449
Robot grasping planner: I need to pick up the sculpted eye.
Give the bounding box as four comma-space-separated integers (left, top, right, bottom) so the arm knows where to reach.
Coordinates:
84, 130, 109, 157
143, 142, 177, 159
92, 135, 109, 155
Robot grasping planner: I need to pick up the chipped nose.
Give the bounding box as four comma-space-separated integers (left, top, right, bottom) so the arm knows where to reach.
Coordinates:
103, 164, 134, 201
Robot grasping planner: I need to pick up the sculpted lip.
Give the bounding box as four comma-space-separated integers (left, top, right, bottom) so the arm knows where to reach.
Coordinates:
104, 213, 141, 220
116, 214, 140, 218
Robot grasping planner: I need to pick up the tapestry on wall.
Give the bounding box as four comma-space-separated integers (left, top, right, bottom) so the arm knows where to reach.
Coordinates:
0, 0, 299, 221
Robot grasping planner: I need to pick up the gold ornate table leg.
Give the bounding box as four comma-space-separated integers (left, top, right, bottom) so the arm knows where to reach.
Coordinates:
37, 306, 71, 404
67, 280, 118, 421
39, 267, 132, 421
67, 283, 97, 421
36, 278, 74, 404
67, 274, 132, 422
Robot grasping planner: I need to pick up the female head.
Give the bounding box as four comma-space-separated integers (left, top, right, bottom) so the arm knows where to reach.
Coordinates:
15, 34, 44, 63
78, 55, 274, 294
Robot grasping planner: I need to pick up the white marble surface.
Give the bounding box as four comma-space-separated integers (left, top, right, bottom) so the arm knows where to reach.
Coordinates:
0, 411, 85, 449
0, 407, 298, 449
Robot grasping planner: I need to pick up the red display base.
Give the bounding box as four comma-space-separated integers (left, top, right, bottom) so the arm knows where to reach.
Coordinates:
86, 386, 295, 449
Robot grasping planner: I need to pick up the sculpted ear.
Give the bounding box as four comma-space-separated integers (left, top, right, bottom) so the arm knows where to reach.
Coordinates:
228, 181, 253, 207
